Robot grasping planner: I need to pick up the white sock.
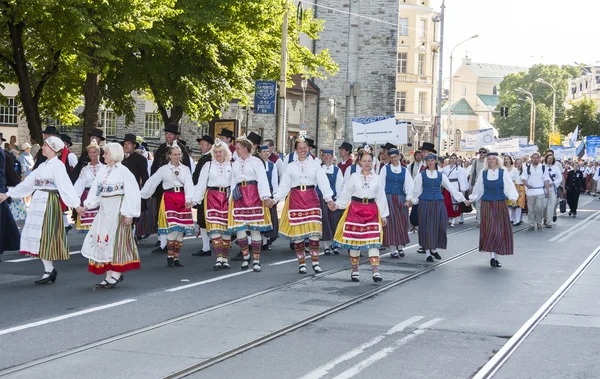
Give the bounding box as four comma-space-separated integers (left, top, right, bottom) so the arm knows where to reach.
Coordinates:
63, 213, 70, 226
200, 229, 210, 252
460, 214, 464, 222
262, 236, 268, 245
112, 272, 122, 281
425, 250, 431, 257
104, 271, 112, 282
41, 259, 54, 278
491, 252, 497, 259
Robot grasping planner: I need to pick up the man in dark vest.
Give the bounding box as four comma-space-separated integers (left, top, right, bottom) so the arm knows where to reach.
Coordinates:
337, 142, 353, 175
32, 125, 60, 170
122, 133, 150, 240
0, 133, 20, 260
218, 128, 236, 157
71, 128, 106, 181
191, 135, 214, 257
265, 139, 283, 183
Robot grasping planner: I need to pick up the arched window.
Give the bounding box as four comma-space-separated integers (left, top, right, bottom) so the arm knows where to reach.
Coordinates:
493, 86, 498, 95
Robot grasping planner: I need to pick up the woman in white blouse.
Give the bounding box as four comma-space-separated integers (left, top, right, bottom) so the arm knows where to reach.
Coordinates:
227, 138, 273, 273
380, 148, 414, 258
141, 142, 194, 268
467, 153, 519, 268
258, 145, 279, 251
505, 156, 525, 225
0, 137, 80, 284
442, 154, 468, 227
74, 140, 104, 233
407, 153, 467, 263
193, 139, 233, 270
269, 137, 334, 274
318, 148, 343, 256
330, 147, 389, 282
80, 143, 141, 288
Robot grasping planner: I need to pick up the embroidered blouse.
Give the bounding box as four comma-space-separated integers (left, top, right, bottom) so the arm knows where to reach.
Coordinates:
335, 171, 389, 219
83, 163, 141, 218
410, 169, 466, 205
273, 158, 333, 203
229, 156, 272, 201
74, 162, 105, 197
141, 162, 195, 202
192, 160, 233, 203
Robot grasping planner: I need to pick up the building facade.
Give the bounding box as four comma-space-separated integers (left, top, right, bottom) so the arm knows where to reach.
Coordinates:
567, 65, 600, 109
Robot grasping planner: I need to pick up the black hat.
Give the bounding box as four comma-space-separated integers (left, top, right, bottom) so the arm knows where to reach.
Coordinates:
60, 134, 73, 147
419, 142, 435, 152
163, 123, 181, 135
0, 132, 5, 142
87, 128, 105, 141
382, 142, 396, 151
305, 138, 316, 149
197, 135, 214, 144
123, 133, 140, 148
247, 132, 262, 146
339, 142, 353, 152
218, 128, 234, 138
42, 125, 59, 136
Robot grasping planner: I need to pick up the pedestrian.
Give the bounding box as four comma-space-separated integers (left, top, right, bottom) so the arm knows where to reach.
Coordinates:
330, 146, 388, 282
566, 162, 585, 217
80, 143, 141, 288
0, 136, 80, 284
505, 156, 525, 225
192, 139, 233, 270
442, 154, 468, 228
380, 148, 413, 258
258, 144, 279, 251
544, 154, 562, 228
337, 142, 354, 175
73, 140, 105, 232
141, 141, 195, 267
521, 152, 551, 230
18, 142, 34, 180
318, 148, 343, 256
228, 137, 273, 272
269, 136, 334, 274
0, 133, 20, 258
191, 135, 214, 257
408, 152, 467, 262
466, 153, 519, 268
121, 134, 149, 240
469, 148, 489, 226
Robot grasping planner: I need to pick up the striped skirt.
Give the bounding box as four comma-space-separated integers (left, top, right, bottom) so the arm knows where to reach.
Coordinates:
480, 200, 514, 256
82, 195, 140, 274
228, 184, 272, 233
383, 194, 410, 247
204, 189, 230, 236
333, 200, 382, 250
158, 191, 195, 235
417, 200, 448, 250
320, 197, 342, 241
76, 189, 98, 233
278, 189, 322, 240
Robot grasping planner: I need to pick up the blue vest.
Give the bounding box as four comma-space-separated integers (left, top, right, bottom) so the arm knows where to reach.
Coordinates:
266, 161, 274, 193
287, 152, 295, 164
385, 165, 406, 200
418, 171, 443, 201
316, 165, 339, 198
481, 170, 506, 201
350, 164, 357, 175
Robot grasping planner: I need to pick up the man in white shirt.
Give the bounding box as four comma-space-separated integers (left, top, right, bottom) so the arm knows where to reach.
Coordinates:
409, 150, 424, 179
521, 152, 551, 230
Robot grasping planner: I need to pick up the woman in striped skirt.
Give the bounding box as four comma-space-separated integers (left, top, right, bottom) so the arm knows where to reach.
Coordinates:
0, 137, 80, 284
408, 153, 467, 263
380, 148, 413, 258
269, 137, 335, 274
74, 140, 104, 233
80, 143, 141, 288
467, 152, 519, 267
318, 149, 343, 255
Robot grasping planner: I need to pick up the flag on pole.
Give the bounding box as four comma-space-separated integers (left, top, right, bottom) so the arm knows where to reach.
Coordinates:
569, 125, 579, 147
576, 140, 586, 158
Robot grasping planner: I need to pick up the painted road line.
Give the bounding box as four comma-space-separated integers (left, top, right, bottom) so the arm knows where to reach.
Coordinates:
331, 318, 444, 379
556, 212, 600, 242
549, 210, 600, 242
0, 299, 137, 337
5, 250, 81, 263
166, 271, 251, 292
299, 316, 424, 379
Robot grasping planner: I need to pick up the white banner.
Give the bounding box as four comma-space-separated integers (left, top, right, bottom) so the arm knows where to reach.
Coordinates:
463, 128, 495, 150
553, 147, 576, 160
486, 137, 520, 153
352, 116, 408, 144
518, 144, 539, 156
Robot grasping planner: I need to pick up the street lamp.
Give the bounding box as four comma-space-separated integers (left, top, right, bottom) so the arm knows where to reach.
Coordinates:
516, 88, 536, 144
301, 79, 308, 125
535, 78, 556, 133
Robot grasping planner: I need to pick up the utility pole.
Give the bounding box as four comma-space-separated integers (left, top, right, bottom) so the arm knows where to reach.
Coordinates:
277, 4, 289, 154
435, 0, 445, 153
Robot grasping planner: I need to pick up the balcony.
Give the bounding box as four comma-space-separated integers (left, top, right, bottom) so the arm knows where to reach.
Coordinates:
396, 73, 431, 85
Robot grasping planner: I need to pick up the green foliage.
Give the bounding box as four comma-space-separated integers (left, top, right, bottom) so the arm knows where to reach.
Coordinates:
561, 97, 600, 136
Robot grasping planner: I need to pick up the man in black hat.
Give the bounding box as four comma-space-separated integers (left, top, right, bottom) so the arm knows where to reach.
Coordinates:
246, 131, 262, 154
378, 142, 397, 173
191, 135, 214, 256
337, 142, 354, 175
0, 132, 21, 258
122, 133, 150, 240
0, 132, 20, 188
218, 128, 236, 157
32, 125, 60, 170
60, 134, 78, 171
71, 128, 106, 181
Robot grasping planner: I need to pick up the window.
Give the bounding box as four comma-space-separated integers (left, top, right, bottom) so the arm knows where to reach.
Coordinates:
99, 110, 117, 137
418, 54, 425, 75
396, 92, 406, 112
0, 97, 18, 124
420, 19, 426, 39
493, 86, 498, 95
397, 53, 407, 74
596, 76, 600, 84
418, 92, 427, 114
399, 18, 409, 36
144, 113, 162, 138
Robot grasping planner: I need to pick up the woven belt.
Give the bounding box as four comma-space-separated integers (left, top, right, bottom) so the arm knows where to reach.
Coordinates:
165, 187, 183, 193
38, 189, 58, 194
208, 186, 229, 192
292, 185, 315, 191
237, 180, 257, 187
352, 196, 375, 204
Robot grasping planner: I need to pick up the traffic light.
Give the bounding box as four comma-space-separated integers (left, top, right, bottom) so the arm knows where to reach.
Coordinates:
499, 106, 509, 118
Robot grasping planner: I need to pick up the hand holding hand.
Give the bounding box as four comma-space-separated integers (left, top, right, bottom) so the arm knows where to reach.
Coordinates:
122, 216, 133, 225
382, 218, 388, 227
76, 206, 87, 214
328, 201, 337, 212
405, 200, 412, 208
464, 201, 471, 207
185, 201, 193, 209
0, 193, 7, 204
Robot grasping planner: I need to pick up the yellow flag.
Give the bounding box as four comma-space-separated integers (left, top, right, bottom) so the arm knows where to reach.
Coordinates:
549, 132, 560, 147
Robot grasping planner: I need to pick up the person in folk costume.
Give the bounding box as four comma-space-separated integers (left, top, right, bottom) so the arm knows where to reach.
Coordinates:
70, 128, 106, 181
265, 139, 284, 181
0, 137, 80, 284
407, 152, 468, 263
192, 139, 234, 270
469, 147, 489, 226
467, 152, 519, 268
217, 128, 237, 160
412, 142, 436, 255
57, 134, 78, 232
141, 141, 195, 267
120, 134, 149, 240
337, 142, 354, 175
79, 143, 141, 288
228, 137, 273, 272
521, 152, 551, 231
329, 146, 388, 282
137, 140, 158, 237
442, 154, 468, 228
409, 150, 425, 179
380, 148, 414, 258
377, 143, 396, 174
32, 125, 61, 170
512, 158, 527, 224
589, 161, 599, 196
317, 148, 343, 256
149, 124, 193, 254
268, 137, 334, 274
3, 135, 26, 222
0, 133, 21, 259
504, 155, 524, 225
567, 161, 585, 217
73, 140, 105, 233
191, 135, 214, 257
283, 137, 316, 174
257, 144, 279, 251
543, 154, 563, 227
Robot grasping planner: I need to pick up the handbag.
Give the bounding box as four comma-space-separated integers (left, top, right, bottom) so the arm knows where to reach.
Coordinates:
461, 192, 473, 213
409, 204, 418, 226
232, 184, 243, 201
559, 199, 567, 213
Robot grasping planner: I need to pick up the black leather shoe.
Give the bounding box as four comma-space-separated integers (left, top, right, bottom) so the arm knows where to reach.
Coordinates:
191, 250, 211, 257
231, 252, 244, 261
333, 248, 340, 255
154, 241, 161, 247
167, 257, 175, 267
262, 244, 271, 251
490, 258, 496, 268
494, 259, 501, 268
426, 256, 434, 262
174, 260, 184, 267
151, 247, 166, 254
552, 216, 557, 222
417, 247, 426, 254
35, 269, 57, 284
431, 251, 442, 260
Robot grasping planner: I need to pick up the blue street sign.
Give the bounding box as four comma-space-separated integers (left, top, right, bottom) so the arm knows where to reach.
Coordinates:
254, 81, 277, 114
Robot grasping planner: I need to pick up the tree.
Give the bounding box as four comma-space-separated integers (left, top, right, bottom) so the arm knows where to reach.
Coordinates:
561, 97, 600, 137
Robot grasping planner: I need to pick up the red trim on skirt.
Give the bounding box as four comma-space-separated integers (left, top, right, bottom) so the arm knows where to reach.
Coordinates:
287, 188, 321, 225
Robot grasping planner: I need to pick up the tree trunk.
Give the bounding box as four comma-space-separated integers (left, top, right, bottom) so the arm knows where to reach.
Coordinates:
82, 71, 102, 147
165, 105, 184, 128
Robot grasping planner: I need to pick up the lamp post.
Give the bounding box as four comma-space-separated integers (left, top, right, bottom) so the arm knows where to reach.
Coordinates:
517, 88, 536, 144
277, 5, 289, 155
446, 34, 479, 152
435, 0, 445, 152
301, 79, 308, 125
535, 78, 556, 133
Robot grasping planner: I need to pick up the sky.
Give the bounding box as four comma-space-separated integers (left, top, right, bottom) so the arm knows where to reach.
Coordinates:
430, 0, 600, 73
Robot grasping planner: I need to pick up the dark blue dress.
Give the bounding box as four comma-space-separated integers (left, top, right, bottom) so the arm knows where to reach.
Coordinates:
0, 147, 21, 253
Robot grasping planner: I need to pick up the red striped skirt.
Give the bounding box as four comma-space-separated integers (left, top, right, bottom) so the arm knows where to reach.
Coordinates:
383, 194, 410, 247
205, 188, 230, 235
417, 200, 448, 250
480, 200, 514, 255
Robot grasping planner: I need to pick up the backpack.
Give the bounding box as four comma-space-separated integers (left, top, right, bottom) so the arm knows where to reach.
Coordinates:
526, 164, 545, 176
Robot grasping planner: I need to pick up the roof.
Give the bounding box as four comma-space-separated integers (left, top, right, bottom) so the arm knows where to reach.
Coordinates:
477, 94, 500, 108
466, 61, 527, 78
441, 98, 477, 116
